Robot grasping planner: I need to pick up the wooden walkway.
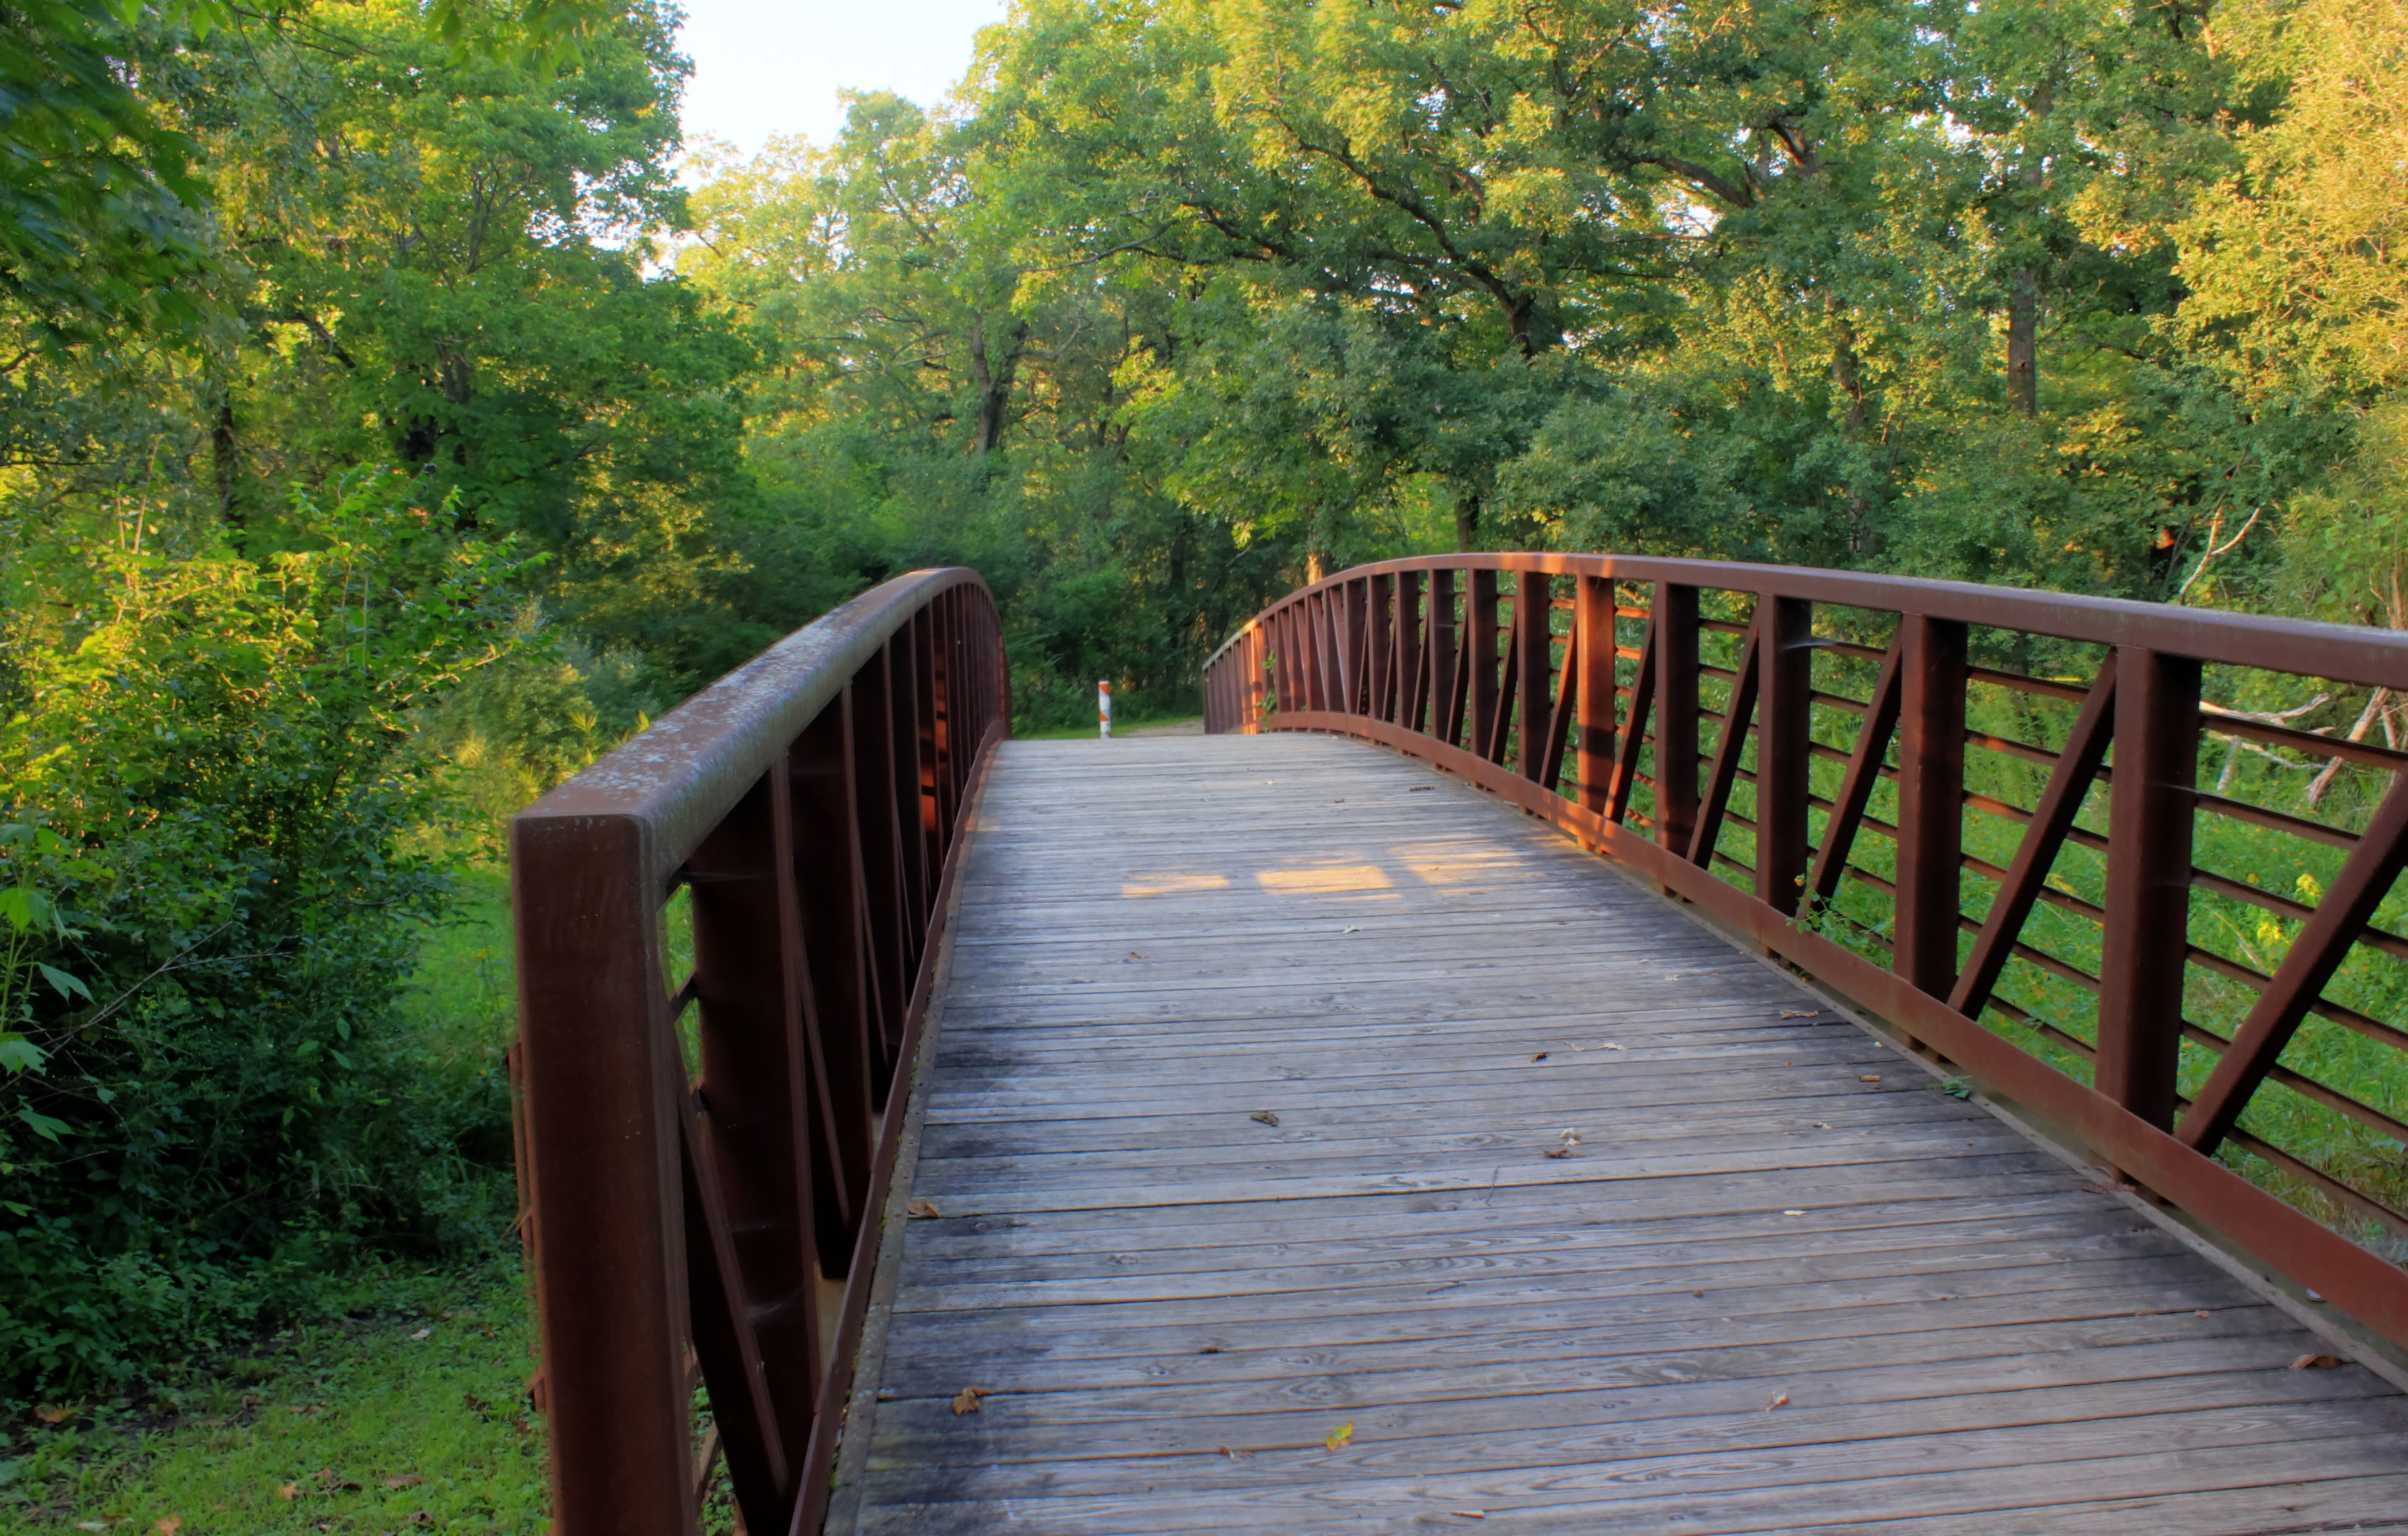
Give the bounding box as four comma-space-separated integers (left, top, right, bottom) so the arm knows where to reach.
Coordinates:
827, 734, 2408, 1534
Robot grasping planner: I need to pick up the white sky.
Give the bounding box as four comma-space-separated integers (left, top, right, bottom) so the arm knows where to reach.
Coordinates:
675, 0, 1011, 158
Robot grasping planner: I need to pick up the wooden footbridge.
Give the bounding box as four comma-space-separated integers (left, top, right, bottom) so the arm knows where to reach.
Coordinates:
511, 557, 2408, 1535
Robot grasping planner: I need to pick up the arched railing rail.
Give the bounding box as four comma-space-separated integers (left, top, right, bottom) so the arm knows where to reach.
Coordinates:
1205, 554, 2408, 1350
512, 569, 1007, 1536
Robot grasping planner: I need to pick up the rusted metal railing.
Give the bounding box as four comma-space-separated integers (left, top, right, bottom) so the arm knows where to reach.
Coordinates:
512, 570, 1007, 1536
1205, 555, 2408, 1350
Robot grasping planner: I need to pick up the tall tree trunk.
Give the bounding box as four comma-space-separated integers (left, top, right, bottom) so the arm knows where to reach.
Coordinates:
968, 319, 1029, 456
1830, 310, 1872, 552
212, 390, 241, 530
1454, 490, 1481, 552
2006, 271, 2038, 416
2007, 79, 2055, 417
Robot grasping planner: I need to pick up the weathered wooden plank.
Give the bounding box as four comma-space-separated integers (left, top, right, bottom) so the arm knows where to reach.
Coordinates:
829, 734, 2407, 1535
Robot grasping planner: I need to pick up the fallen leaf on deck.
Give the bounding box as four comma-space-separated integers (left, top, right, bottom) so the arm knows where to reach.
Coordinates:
1339, 926, 1362, 934
1531, 1051, 1549, 1062
1219, 1446, 1240, 1460
1691, 1288, 1704, 1298
1250, 1110, 1280, 1126
2291, 1353, 2342, 1370
1128, 951, 1144, 959
1810, 1121, 1830, 1129
1543, 1147, 1573, 1158
1765, 1393, 1790, 1410
906, 1198, 942, 1218
1598, 1042, 1624, 1051
1199, 1345, 1223, 1354
1783, 1209, 1808, 1216
1325, 1421, 1354, 1451
952, 1386, 993, 1413
1781, 1010, 1819, 1019
1409, 785, 1435, 792
1858, 1075, 1882, 1083
2194, 1310, 2212, 1318
384, 1475, 425, 1490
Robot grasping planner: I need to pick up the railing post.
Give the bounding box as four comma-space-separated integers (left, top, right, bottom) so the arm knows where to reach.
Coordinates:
1304, 595, 1329, 712
2096, 646, 2202, 1131
1516, 571, 1553, 781
1247, 626, 1269, 731
1470, 569, 1502, 757
1396, 570, 1424, 731
886, 632, 930, 965
912, 610, 944, 882
1368, 573, 1393, 719
1345, 577, 1370, 713
513, 816, 694, 1536
1756, 595, 1813, 913
790, 694, 877, 1257
1653, 582, 1701, 852
1893, 614, 1969, 989
1431, 569, 1460, 747
1576, 576, 1618, 816
688, 770, 822, 1520
850, 653, 912, 1064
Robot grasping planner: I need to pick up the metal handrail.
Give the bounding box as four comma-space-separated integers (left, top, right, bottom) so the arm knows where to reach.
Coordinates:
1204, 554, 2408, 1353
512, 569, 1007, 1536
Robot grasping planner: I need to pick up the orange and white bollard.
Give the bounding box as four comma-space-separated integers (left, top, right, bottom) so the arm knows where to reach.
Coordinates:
1097, 680, 1112, 739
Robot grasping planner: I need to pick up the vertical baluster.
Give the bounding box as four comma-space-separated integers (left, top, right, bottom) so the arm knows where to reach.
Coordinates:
1893, 614, 1969, 991
2096, 647, 2202, 1130
787, 704, 873, 1268
848, 654, 912, 1079
887, 631, 930, 957
932, 592, 958, 830
1326, 585, 1346, 713
1397, 570, 1424, 732
1653, 583, 1701, 852
1261, 621, 1281, 732
1576, 575, 1618, 815
1430, 569, 1459, 745
1276, 608, 1299, 714
1470, 570, 1502, 756
1516, 571, 1553, 780
912, 610, 944, 889
1369, 574, 1393, 719
1756, 595, 1813, 914
1344, 578, 1369, 712
687, 769, 822, 1512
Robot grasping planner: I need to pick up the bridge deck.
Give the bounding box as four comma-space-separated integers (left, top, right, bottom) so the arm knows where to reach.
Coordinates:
829, 734, 2408, 1534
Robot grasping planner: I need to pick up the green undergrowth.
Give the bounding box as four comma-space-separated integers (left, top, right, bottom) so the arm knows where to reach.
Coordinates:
0, 1264, 546, 1534
1015, 713, 1205, 741
3, 867, 550, 1531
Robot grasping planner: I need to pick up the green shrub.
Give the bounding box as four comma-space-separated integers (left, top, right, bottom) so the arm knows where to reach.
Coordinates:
0, 470, 534, 1394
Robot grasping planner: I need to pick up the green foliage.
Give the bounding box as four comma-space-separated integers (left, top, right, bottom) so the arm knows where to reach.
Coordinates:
0, 470, 532, 1391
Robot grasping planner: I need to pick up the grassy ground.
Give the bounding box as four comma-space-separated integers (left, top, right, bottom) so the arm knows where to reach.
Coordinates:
1015, 713, 1203, 741
1, 869, 550, 1534
0, 1266, 545, 1535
